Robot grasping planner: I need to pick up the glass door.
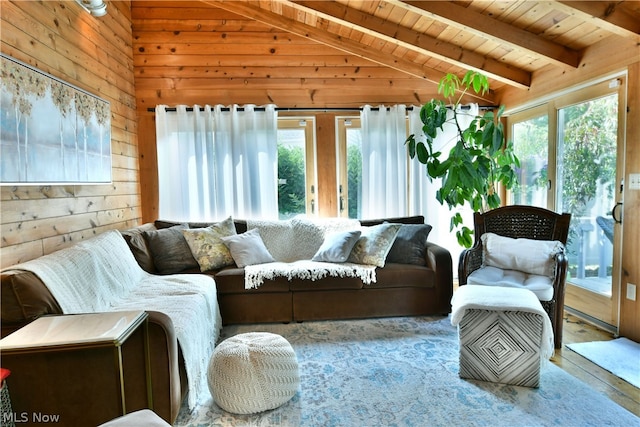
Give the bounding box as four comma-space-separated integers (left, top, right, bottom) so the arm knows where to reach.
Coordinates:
556, 80, 625, 327
507, 77, 626, 328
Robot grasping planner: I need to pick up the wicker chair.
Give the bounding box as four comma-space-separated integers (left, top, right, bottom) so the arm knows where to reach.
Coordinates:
458, 205, 572, 348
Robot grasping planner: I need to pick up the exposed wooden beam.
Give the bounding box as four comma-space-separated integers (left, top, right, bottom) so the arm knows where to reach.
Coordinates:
293, 0, 531, 89
396, 0, 582, 69
202, 0, 496, 103
555, 1, 640, 39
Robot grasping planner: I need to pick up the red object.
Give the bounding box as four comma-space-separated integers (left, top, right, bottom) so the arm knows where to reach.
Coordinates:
0, 368, 10, 382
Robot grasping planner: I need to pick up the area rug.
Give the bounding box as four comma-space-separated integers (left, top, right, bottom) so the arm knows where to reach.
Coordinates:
174, 316, 638, 427
567, 337, 640, 388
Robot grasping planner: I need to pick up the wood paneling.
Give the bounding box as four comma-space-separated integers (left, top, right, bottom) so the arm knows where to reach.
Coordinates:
620, 62, 640, 342
0, 1, 141, 268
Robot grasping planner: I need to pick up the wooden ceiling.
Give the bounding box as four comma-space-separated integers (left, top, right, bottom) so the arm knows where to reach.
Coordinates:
132, 1, 640, 109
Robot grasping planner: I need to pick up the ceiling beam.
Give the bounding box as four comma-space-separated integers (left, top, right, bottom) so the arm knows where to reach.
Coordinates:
203, 0, 497, 104
396, 0, 582, 69
293, 0, 531, 89
555, 1, 640, 39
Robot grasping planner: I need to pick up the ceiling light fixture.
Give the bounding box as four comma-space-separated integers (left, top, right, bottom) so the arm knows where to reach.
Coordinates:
75, 0, 107, 17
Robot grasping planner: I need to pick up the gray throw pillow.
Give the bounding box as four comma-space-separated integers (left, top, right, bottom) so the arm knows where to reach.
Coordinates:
312, 230, 362, 263
221, 229, 275, 268
142, 224, 199, 274
386, 224, 433, 266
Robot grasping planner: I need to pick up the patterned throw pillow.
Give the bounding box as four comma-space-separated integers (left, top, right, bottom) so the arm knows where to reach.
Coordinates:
182, 216, 237, 272
347, 223, 401, 267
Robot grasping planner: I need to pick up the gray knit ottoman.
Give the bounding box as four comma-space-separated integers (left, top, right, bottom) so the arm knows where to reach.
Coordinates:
208, 332, 299, 414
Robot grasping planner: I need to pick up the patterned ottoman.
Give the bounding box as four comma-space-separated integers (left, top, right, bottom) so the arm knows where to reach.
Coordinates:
451, 285, 554, 388
208, 332, 299, 414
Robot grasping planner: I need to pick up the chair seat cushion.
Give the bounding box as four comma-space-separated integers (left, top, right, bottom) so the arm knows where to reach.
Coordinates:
467, 266, 554, 301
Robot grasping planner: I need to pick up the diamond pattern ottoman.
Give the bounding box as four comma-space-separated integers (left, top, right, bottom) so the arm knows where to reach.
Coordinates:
451, 285, 554, 388
458, 308, 544, 387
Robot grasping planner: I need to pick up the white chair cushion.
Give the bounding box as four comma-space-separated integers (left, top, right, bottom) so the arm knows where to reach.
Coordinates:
481, 233, 563, 278
467, 266, 554, 301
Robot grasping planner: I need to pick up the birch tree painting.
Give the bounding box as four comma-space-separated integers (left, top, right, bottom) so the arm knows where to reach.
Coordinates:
0, 54, 111, 184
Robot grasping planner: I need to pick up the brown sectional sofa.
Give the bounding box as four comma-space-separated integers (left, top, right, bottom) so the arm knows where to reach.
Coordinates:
0, 215, 453, 425
123, 215, 454, 325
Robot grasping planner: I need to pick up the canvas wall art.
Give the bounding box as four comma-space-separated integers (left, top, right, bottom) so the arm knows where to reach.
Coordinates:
0, 54, 111, 185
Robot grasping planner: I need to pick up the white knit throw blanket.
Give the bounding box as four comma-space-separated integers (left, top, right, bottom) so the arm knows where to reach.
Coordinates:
3, 230, 220, 410
244, 260, 377, 290
450, 285, 554, 360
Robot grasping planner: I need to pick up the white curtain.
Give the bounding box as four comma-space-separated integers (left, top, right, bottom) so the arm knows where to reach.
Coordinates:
408, 103, 479, 276
359, 105, 407, 219
155, 104, 278, 221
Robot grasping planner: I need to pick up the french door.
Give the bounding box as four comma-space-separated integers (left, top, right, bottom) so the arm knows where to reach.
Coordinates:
508, 76, 626, 328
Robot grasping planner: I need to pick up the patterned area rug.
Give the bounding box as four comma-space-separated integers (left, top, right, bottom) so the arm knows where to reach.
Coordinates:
175, 316, 638, 427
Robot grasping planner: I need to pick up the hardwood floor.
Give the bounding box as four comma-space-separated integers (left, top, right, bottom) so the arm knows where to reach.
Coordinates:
555, 311, 640, 416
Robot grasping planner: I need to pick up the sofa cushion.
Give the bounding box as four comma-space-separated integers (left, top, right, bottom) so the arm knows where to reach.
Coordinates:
143, 224, 199, 274
347, 223, 401, 267
182, 217, 237, 272
312, 230, 362, 263
481, 233, 563, 277
222, 229, 275, 268
360, 215, 425, 227
386, 224, 432, 266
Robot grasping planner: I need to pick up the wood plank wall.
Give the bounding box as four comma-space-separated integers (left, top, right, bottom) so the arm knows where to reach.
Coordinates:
0, 1, 141, 268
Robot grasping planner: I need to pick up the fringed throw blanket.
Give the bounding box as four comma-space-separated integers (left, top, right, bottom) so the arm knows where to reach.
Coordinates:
3, 230, 221, 410
245, 261, 377, 290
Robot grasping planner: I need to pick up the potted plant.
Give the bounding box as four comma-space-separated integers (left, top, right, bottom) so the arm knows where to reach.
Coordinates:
405, 71, 520, 248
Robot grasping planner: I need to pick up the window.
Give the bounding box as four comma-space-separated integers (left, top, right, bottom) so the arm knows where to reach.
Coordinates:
336, 117, 362, 218
277, 117, 316, 219
508, 106, 549, 208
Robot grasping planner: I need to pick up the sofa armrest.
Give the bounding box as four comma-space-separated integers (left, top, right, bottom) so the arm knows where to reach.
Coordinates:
425, 242, 453, 313
145, 311, 183, 424
1, 270, 63, 338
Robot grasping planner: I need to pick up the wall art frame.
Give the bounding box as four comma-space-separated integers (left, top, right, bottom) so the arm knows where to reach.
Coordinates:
0, 53, 112, 185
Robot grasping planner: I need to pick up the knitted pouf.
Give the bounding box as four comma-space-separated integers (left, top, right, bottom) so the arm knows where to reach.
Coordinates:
208, 332, 299, 414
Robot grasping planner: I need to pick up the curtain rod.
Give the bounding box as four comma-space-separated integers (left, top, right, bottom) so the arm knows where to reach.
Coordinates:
147, 105, 497, 113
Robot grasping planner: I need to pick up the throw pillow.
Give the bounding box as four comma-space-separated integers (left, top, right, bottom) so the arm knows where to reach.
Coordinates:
221, 229, 275, 268
312, 230, 362, 263
246, 219, 297, 262
181, 216, 237, 272
386, 224, 433, 266
142, 224, 199, 274
481, 232, 564, 277
347, 223, 401, 267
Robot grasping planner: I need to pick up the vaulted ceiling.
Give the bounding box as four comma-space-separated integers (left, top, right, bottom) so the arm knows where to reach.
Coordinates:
132, 1, 640, 109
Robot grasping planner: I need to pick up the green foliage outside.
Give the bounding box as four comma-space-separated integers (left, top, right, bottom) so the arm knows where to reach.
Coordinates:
559, 96, 617, 216
347, 143, 362, 219
405, 70, 520, 248
277, 144, 306, 219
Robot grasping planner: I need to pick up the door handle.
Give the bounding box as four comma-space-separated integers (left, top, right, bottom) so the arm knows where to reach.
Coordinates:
611, 202, 623, 224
